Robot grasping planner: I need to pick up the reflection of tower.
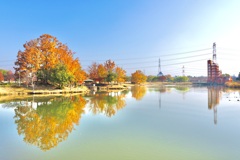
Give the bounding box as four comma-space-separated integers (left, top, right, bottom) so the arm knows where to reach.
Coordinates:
208, 87, 221, 125
159, 91, 161, 109
157, 58, 163, 76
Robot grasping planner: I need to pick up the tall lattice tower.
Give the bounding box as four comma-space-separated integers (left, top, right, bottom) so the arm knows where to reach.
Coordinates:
213, 42, 216, 63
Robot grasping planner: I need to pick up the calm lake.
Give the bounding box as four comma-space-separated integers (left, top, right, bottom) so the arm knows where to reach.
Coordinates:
0, 86, 240, 160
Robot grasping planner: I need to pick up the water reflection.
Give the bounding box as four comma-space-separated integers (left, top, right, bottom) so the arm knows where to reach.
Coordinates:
131, 86, 147, 100
174, 86, 190, 92
208, 87, 221, 110
87, 91, 127, 117
8, 95, 86, 151
1, 86, 240, 152
207, 87, 240, 124
208, 87, 221, 125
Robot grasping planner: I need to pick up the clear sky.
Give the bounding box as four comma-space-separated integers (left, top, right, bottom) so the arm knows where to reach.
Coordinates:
1, 0, 240, 76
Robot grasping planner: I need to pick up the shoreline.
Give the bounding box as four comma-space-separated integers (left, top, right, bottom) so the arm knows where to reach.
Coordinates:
1, 81, 239, 96
0, 85, 90, 96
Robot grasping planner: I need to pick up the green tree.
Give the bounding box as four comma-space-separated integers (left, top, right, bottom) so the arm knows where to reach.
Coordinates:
174, 76, 189, 82
49, 64, 74, 88
0, 69, 7, 76
106, 72, 117, 83
147, 75, 155, 82
222, 73, 230, 78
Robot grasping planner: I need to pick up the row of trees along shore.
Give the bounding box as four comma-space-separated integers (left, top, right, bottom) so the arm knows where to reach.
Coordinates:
0, 34, 196, 88
12, 34, 149, 88
0, 34, 206, 88
2, 33, 238, 89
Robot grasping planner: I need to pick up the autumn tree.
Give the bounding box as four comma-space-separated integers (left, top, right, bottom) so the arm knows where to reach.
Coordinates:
6, 70, 14, 82
165, 74, 174, 82
97, 64, 108, 82
115, 67, 126, 83
14, 34, 86, 87
104, 59, 115, 73
0, 72, 4, 82
159, 76, 166, 82
88, 60, 126, 84
88, 62, 99, 81
131, 70, 147, 84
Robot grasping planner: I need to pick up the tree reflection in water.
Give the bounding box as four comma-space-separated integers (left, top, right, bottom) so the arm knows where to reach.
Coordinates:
89, 93, 126, 117
131, 86, 147, 100
14, 95, 86, 151
88, 92, 126, 117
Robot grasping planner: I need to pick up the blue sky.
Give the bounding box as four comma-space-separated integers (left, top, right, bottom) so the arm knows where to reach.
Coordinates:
1, 0, 240, 76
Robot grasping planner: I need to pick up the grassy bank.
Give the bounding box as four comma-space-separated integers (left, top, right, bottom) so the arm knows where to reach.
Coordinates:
225, 81, 240, 88
0, 85, 89, 95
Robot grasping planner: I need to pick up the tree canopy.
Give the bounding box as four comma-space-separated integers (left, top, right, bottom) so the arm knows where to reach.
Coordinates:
14, 34, 86, 87
88, 59, 126, 83
174, 76, 189, 82
131, 70, 147, 84
0, 72, 4, 82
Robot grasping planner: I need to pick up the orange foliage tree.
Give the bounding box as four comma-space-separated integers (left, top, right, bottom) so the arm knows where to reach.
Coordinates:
0, 72, 4, 82
88, 59, 126, 83
6, 70, 14, 82
97, 64, 108, 82
115, 67, 126, 83
14, 34, 86, 86
131, 70, 147, 84
104, 59, 115, 72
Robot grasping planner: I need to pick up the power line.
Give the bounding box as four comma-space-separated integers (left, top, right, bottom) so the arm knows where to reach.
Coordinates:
80, 48, 211, 62
83, 52, 210, 67
123, 58, 207, 70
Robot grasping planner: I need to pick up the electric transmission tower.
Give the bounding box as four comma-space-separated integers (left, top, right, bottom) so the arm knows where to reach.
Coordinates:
213, 42, 216, 63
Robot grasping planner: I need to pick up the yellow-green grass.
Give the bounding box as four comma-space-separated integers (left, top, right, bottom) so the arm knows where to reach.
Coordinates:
225, 81, 240, 88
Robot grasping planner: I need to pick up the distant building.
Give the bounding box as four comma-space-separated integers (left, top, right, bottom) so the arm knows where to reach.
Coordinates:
207, 60, 232, 84
207, 60, 222, 84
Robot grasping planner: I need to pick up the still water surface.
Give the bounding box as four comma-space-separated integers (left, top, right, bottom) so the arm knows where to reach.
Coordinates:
0, 86, 240, 160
